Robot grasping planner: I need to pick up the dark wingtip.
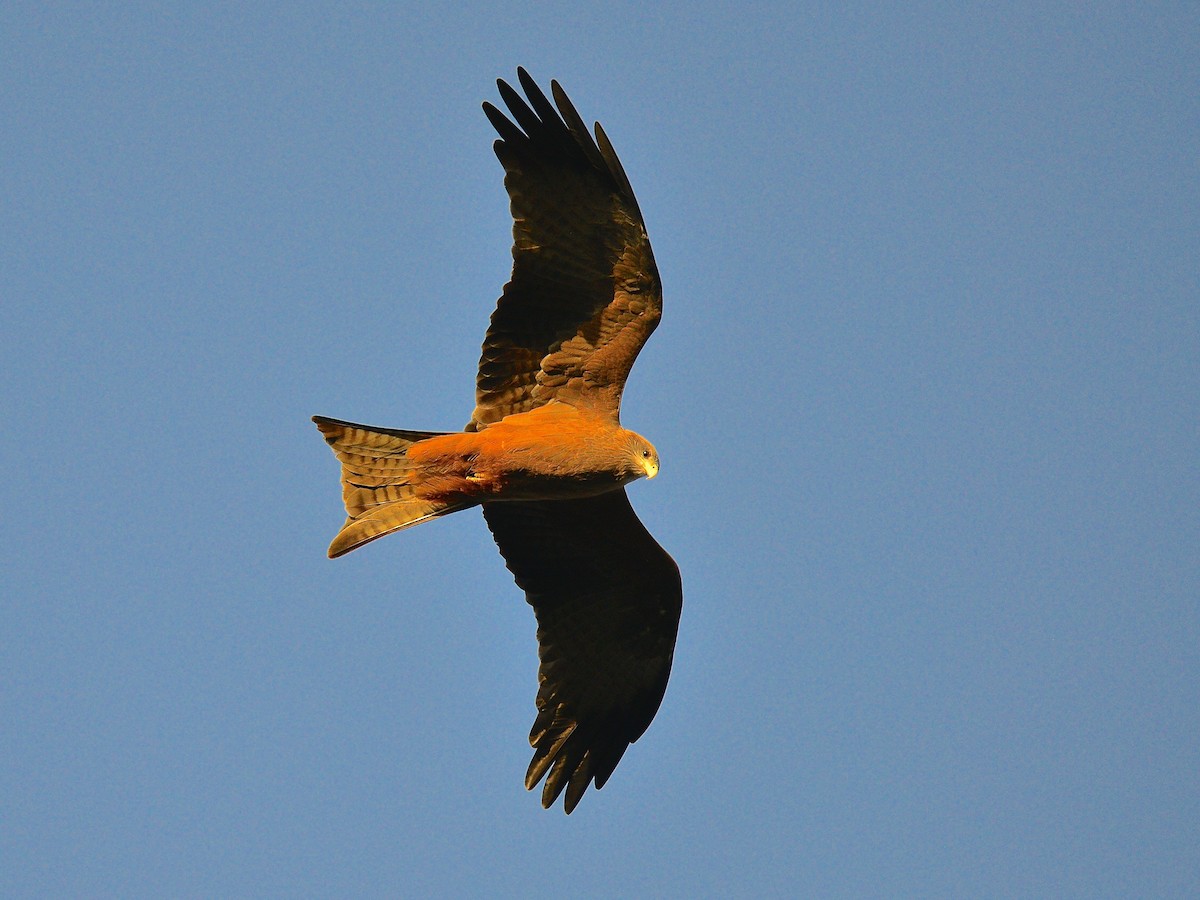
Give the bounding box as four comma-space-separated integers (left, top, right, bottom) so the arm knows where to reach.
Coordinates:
311, 416, 342, 446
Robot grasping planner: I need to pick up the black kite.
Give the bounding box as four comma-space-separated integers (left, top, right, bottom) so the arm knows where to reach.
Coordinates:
313, 70, 681, 813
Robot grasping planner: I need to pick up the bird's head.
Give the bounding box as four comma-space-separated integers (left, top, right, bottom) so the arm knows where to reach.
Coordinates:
626, 433, 660, 480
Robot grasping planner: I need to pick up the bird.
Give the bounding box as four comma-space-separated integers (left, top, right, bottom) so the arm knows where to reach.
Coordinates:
313, 69, 681, 813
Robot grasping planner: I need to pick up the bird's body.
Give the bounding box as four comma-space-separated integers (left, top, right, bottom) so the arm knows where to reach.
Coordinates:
315, 402, 658, 557
412, 403, 658, 501
313, 70, 681, 813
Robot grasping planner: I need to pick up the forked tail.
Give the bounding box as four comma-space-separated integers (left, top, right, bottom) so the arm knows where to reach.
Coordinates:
312, 416, 471, 558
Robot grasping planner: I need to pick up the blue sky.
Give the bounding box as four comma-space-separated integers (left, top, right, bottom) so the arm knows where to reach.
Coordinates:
3, 3, 1197, 896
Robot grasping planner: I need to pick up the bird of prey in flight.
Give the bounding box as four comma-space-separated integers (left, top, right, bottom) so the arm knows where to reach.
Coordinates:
313, 69, 681, 813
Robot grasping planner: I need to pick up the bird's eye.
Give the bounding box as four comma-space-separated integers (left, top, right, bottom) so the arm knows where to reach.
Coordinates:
642, 449, 651, 458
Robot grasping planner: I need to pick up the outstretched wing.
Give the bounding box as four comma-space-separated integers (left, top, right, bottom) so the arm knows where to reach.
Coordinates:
469, 69, 662, 431
483, 491, 682, 813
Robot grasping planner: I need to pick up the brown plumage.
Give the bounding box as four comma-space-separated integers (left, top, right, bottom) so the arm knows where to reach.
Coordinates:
313, 69, 681, 813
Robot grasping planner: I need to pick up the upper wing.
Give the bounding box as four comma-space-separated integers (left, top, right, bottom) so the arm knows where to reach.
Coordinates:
469, 68, 662, 431
483, 491, 682, 813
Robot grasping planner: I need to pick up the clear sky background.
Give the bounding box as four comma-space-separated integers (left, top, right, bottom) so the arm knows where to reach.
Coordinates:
3, 3, 1197, 897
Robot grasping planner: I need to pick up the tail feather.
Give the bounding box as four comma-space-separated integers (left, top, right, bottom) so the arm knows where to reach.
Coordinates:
312, 416, 471, 558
